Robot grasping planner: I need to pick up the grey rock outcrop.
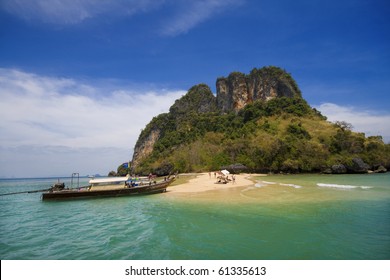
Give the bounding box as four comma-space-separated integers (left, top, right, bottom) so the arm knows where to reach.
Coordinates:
131, 126, 161, 169
330, 158, 371, 174
331, 164, 347, 174
216, 67, 302, 113
346, 158, 370, 173
373, 165, 387, 173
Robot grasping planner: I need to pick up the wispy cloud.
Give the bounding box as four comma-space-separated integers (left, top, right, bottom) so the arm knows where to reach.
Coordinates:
160, 0, 244, 37
0, 0, 164, 25
1, 0, 243, 36
0, 68, 184, 177
316, 103, 390, 143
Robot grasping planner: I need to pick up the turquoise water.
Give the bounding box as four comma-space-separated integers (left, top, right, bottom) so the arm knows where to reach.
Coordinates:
0, 174, 389, 260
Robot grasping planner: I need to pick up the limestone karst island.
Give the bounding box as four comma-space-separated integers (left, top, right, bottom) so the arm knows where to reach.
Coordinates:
113, 66, 389, 176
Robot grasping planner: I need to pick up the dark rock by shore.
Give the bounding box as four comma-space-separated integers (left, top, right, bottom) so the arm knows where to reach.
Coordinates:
346, 158, 370, 174
325, 158, 377, 174
331, 164, 348, 174
373, 165, 387, 173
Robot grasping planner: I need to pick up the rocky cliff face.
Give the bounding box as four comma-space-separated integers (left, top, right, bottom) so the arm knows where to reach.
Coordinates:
131, 84, 218, 169
216, 66, 301, 113
131, 127, 160, 170
130, 66, 302, 170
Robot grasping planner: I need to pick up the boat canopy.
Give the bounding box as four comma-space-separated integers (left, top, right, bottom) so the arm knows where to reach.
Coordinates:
89, 176, 129, 184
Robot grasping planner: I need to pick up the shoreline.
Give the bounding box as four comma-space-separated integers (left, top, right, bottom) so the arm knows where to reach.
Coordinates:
166, 172, 265, 194
163, 172, 389, 204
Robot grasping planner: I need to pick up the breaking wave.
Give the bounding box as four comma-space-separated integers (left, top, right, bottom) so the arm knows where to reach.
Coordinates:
280, 183, 303, 189
317, 183, 373, 190
256, 181, 303, 188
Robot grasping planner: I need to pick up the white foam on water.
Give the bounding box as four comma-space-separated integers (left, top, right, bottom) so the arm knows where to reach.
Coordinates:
261, 181, 277, 185
360, 186, 374, 189
254, 183, 264, 188
317, 183, 373, 190
280, 183, 303, 189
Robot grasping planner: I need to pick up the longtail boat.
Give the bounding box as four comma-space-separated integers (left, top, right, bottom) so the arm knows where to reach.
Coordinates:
41, 174, 174, 201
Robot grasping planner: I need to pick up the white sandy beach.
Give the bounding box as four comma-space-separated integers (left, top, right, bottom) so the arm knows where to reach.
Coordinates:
166, 172, 264, 194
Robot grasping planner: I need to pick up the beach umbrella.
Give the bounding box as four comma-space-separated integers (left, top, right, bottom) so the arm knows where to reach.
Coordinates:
221, 169, 230, 176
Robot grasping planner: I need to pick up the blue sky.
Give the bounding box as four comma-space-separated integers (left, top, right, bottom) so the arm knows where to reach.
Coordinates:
0, 0, 389, 177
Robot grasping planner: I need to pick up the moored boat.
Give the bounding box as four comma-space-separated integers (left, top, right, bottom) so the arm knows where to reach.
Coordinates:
42, 174, 175, 201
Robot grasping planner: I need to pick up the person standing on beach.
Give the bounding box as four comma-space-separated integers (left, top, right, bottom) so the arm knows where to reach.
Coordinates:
232, 175, 236, 184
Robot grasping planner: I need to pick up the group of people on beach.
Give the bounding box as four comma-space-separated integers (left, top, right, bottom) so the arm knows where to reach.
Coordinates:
209, 171, 236, 184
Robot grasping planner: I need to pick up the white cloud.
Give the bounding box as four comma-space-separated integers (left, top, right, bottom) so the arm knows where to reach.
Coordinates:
160, 0, 244, 37
316, 103, 390, 143
0, 68, 185, 177
0, 0, 164, 25
1, 0, 243, 35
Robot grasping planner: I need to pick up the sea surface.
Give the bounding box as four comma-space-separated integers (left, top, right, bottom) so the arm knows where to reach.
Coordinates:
0, 173, 389, 260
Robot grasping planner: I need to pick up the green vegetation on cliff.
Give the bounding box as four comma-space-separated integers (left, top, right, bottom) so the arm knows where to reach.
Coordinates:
120, 67, 390, 176
133, 99, 389, 175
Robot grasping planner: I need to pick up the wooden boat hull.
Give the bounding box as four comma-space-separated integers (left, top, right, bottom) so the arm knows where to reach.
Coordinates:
42, 179, 173, 201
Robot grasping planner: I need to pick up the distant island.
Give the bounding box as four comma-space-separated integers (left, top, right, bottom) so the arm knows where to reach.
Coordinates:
112, 66, 389, 176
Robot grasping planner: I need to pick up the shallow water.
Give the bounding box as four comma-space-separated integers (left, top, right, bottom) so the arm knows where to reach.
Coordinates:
0, 174, 389, 259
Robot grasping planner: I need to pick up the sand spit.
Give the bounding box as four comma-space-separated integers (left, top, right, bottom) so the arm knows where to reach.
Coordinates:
166, 172, 265, 194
